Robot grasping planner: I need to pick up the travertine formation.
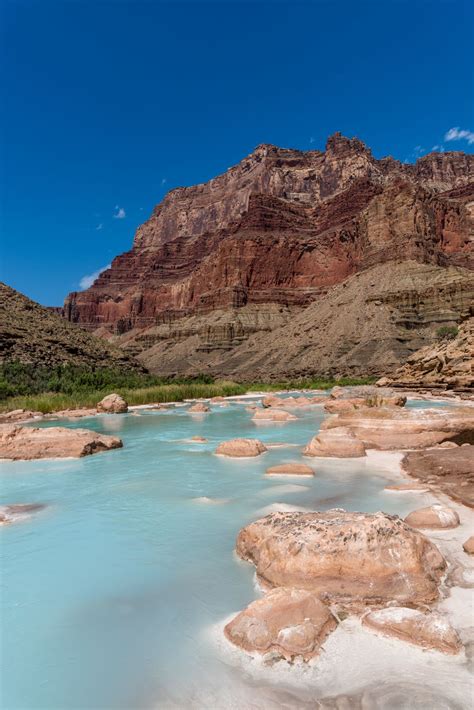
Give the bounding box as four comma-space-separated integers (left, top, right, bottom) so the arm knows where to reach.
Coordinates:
303, 427, 367, 458
404, 504, 460, 530
320, 406, 474, 449
215, 438, 267, 457
362, 608, 462, 654
235, 510, 446, 606
224, 588, 337, 660
0, 424, 123, 460
252, 409, 297, 422
62, 135, 474, 380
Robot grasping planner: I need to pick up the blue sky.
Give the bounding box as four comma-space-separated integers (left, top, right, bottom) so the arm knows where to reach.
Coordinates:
1, 0, 473, 306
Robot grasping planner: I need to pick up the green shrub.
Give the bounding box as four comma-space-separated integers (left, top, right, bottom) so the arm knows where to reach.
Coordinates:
436, 325, 458, 340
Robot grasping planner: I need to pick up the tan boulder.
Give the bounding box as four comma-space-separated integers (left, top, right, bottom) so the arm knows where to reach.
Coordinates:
404, 504, 460, 530
191, 435, 208, 442
224, 588, 337, 661
321, 406, 474, 450
253, 409, 297, 422
96, 393, 128, 414
0, 424, 122, 460
0, 503, 46, 525
188, 402, 210, 413
363, 607, 462, 654
215, 438, 267, 457
235, 510, 446, 606
462, 536, 474, 554
265, 463, 315, 476
303, 427, 366, 458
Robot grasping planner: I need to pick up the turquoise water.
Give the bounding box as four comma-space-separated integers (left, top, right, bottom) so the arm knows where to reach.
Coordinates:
0, 399, 445, 709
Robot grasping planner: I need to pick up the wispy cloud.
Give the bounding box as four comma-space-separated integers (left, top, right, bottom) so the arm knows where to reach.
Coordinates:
96, 223, 103, 231
113, 205, 126, 219
309, 136, 315, 144
161, 178, 167, 186
444, 127, 474, 145
79, 264, 111, 290
431, 145, 445, 152
414, 145, 426, 157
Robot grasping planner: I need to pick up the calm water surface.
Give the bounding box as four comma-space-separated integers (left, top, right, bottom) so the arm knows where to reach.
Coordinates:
0, 398, 454, 709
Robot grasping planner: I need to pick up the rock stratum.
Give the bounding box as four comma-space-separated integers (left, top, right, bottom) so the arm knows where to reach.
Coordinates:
63, 134, 474, 381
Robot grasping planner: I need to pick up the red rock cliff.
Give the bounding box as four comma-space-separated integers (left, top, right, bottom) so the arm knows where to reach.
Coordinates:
64, 133, 474, 333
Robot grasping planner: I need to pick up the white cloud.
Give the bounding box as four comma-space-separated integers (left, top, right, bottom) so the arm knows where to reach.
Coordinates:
161, 178, 167, 186
113, 206, 126, 219
444, 127, 474, 145
431, 145, 445, 152
96, 223, 103, 231
79, 264, 111, 290
309, 136, 315, 144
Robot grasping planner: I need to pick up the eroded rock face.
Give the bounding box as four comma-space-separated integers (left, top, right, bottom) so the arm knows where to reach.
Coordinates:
236, 510, 446, 606
253, 409, 297, 422
324, 394, 406, 413
64, 137, 474, 337
0, 425, 123, 460
404, 504, 460, 530
363, 607, 462, 654
188, 402, 210, 413
96, 393, 128, 414
224, 588, 337, 661
321, 406, 474, 450
265, 463, 315, 476
383, 317, 474, 390
303, 427, 366, 458
0, 503, 46, 525
215, 438, 267, 457
402, 446, 474, 507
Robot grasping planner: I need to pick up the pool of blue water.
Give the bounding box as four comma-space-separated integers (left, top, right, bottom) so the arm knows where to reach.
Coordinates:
0, 398, 449, 709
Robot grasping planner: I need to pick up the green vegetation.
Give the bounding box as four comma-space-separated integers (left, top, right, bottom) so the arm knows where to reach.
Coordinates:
436, 325, 459, 340
0, 361, 377, 414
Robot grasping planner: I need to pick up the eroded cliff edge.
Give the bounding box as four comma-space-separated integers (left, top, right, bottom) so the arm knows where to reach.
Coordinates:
63, 134, 474, 380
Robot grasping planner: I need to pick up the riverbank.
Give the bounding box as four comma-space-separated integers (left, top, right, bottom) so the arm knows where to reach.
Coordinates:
0, 377, 376, 414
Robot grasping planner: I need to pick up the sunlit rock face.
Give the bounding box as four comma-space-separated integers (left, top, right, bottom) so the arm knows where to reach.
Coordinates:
63, 135, 474, 345
235, 510, 446, 606
0, 424, 123, 460
320, 406, 474, 450
362, 607, 462, 654
224, 587, 337, 660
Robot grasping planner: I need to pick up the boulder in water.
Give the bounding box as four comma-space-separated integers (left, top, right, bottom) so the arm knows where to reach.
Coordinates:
215, 438, 267, 457
224, 587, 337, 661
96, 393, 128, 414
235, 510, 446, 606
